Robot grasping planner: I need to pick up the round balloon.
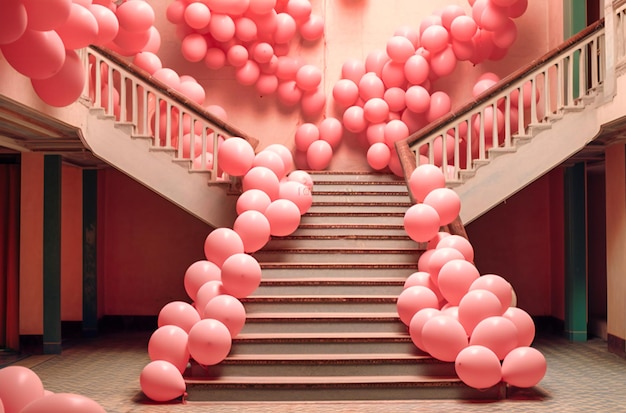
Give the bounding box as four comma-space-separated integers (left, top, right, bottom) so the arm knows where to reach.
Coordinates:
148, 325, 190, 373
203, 294, 247, 337
501, 346, 547, 388
20, 393, 106, 413
264, 199, 301, 236
421, 315, 468, 362
455, 345, 502, 389
203, 228, 245, 267
157, 301, 201, 333
139, 360, 186, 402
184, 260, 221, 301
0, 366, 45, 413
220, 252, 263, 298
188, 318, 232, 365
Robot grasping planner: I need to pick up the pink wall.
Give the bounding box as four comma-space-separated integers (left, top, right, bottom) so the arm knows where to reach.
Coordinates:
465, 169, 564, 316
99, 168, 211, 315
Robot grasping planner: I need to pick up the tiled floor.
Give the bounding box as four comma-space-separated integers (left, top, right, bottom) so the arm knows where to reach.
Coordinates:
7, 330, 626, 413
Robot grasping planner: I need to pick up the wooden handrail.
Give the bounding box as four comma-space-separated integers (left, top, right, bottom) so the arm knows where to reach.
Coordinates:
89, 45, 260, 150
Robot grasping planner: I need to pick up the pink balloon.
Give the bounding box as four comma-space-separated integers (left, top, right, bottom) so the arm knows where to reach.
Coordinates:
365, 49, 390, 77
184, 260, 221, 301
436, 235, 475, 262
204, 227, 245, 267
384, 119, 409, 146
409, 164, 446, 202
31, 49, 84, 108
20, 392, 106, 413
341, 58, 366, 83
148, 325, 190, 373
235, 16, 258, 42
409, 308, 441, 351
397, 285, 440, 325
441, 5, 466, 31
1, 29, 66, 80
386, 35, 415, 63
458, 289, 504, 336
179, 81, 206, 106
404, 271, 443, 302
299, 14, 325, 41
426, 91, 452, 123
469, 274, 512, 313
218, 137, 255, 177
248, 0, 277, 14
450, 15, 477, 42
451, 38, 475, 61
237, 189, 272, 215
508, 0, 529, 18
307, 140, 333, 170
265, 144, 295, 173
295, 123, 320, 152
181, 33, 208, 63
318, 117, 343, 149
274, 12, 297, 43
188, 319, 232, 365
288, 170, 313, 190
0, 366, 45, 413
204, 48, 227, 70
158, 301, 201, 333
205, 0, 249, 15
384, 87, 406, 113
437, 259, 480, 306
251, 42, 274, 64
277, 80, 303, 106
403, 203, 441, 243
116, 0, 154, 32
184, 2, 211, 30
140, 360, 186, 402
265, 199, 301, 236
253, 150, 286, 180
363, 98, 390, 124
166, 0, 186, 24
195, 280, 227, 315
359, 72, 385, 101
152, 67, 181, 89
455, 345, 502, 389
423, 187, 461, 225
234, 209, 271, 253
366, 123, 385, 145
296, 64, 322, 91
133, 51, 162, 74
221, 253, 262, 298
503, 307, 536, 347
342, 106, 367, 134
417, 249, 436, 272
394, 25, 420, 47
279, 180, 312, 214
243, 166, 280, 200
405, 85, 431, 114
301, 88, 326, 117
236, 60, 261, 86
381, 60, 406, 89
55, 3, 98, 49
367, 142, 391, 171
276, 56, 303, 80
470, 316, 519, 360
332, 79, 359, 108
427, 247, 466, 285
501, 347, 546, 388
479, 1, 509, 32
253, 9, 278, 42
422, 315, 468, 361
286, 0, 312, 20
210, 13, 236, 42
420, 24, 449, 54
428, 231, 450, 249
430, 46, 457, 77
203, 294, 247, 337
0, 1, 27, 45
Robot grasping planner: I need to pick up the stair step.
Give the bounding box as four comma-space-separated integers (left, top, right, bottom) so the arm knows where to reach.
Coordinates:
241, 295, 399, 313
254, 280, 404, 296
241, 313, 404, 334
308, 202, 410, 213
307, 172, 406, 183
292, 223, 409, 237
184, 375, 506, 402
253, 248, 420, 264
265, 235, 416, 249
299, 213, 405, 225
259, 263, 418, 280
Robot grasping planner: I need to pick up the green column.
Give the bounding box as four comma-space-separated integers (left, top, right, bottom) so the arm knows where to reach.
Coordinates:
563, 0, 587, 99
82, 169, 98, 337
43, 155, 62, 354
564, 163, 588, 342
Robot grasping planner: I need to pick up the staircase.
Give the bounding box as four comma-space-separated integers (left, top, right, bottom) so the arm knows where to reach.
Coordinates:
184, 172, 506, 402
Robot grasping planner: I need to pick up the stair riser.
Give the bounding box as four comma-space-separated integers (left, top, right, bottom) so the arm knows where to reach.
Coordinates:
241, 301, 398, 313
229, 340, 418, 355
253, 251, 420, 264
240, 320, 405, 334
312, 193, 409, 203
313, 183, 408, 193
253, 284, 403, 296
299, 214, 405, 225
259, 267, 416, 280
308, 173, 406, 183
308, 204, 410, 214
264, 238, 416, 250
291, 227, 408, 237
185, 382, 506, 402
187, 360, 455, 378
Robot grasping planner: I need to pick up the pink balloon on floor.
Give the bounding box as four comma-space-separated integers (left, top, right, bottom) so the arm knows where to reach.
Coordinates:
0, 366, 45, 413
437, 259, 480, 306
188, 319, 232, 365
403, 203, 441, 243
20, 393, 106, 413
140, 360, 186, 402
204, 228, 245, 267
421, 315, 468, 362
265, 199, 301, 236
148, 325, 190, 373
470, 274, 513, 313
458, 289, 504, 336
470, 316, 519, 360
503, 306, 536, 347
409, 308, 441, 351
221, 253, 262, 298
409, 164, 446, 202
397, 285, 440, 325
455, 345, 502, 389
237, 189, 272, 215
243, 166, 281, 200
234, 210, 271, 253
501, 346, 547, 388
203, 294, 247, 337
184, 260, 221, 301
158, 301, 201, 333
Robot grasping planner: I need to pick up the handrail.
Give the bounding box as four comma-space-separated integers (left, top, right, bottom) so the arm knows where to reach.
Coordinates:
81, 45, 258, 181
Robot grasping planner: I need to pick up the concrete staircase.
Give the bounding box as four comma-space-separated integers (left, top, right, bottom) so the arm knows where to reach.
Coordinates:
184, 172, 506, 402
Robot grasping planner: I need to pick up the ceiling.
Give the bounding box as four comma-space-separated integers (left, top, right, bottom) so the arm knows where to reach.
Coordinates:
0, 95, 106, 168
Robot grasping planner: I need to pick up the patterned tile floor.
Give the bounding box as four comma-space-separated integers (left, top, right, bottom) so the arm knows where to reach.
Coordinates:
8, 330, 626, 413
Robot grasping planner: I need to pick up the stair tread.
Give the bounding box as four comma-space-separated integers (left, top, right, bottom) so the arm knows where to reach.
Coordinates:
260, 262, 418, 268
186, 375, 460, 385
235, 332, 409, 340
260, 277, 407, 283
246, 312, 400, 319
223, 353, 427, 362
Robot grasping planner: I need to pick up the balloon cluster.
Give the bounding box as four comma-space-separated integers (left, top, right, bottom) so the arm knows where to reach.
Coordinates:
324, 0, 529, 175
140, 139, 314, 402
167, 0, 325, 109
398, 164, 547, 390
0, 366, 106, 413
